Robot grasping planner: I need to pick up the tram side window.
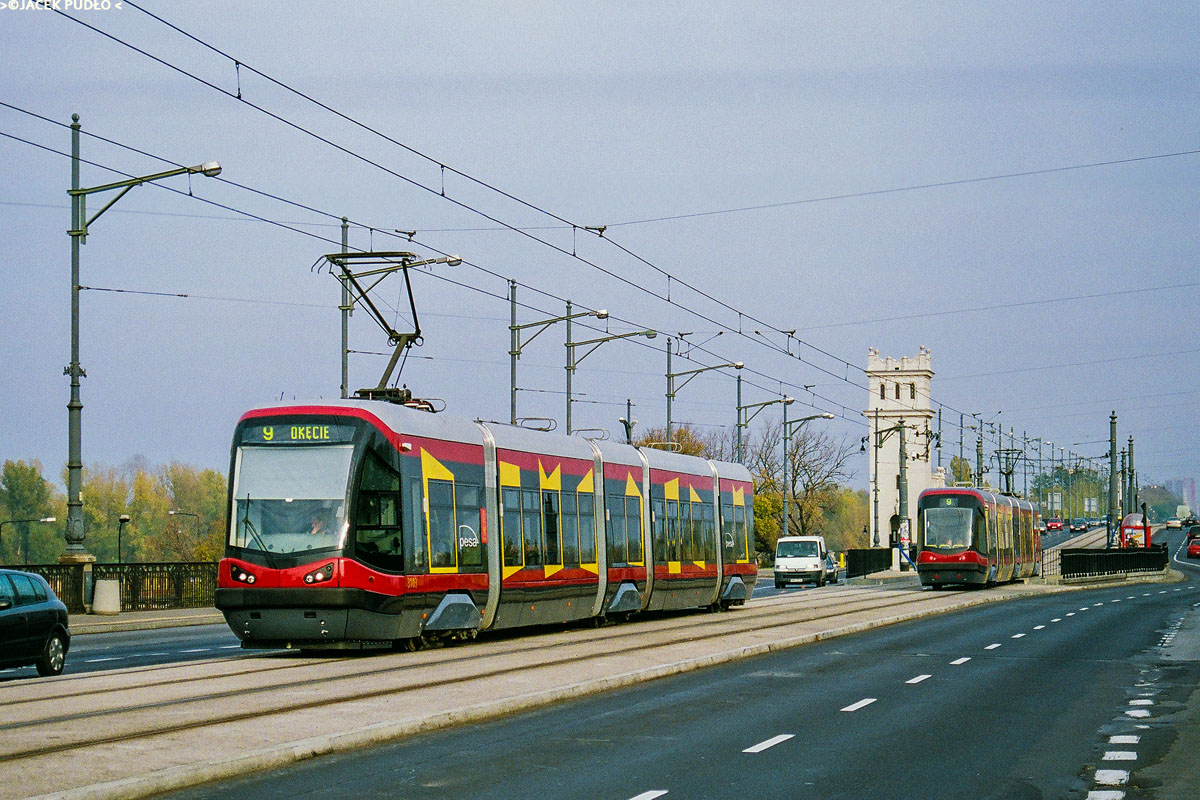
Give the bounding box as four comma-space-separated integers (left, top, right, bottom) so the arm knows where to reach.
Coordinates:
406, 476, 427, 573
578, 493, 596, 563
607, 495, 628, 566
543, 490, 561, 565
502, 487, 523, 568
721, 504, 735, 562
625, 495, 642, 563
652, 499, 667, 564
561, 492, 579, 567
522, 488, 543, 566
428, 480, 457, 569
456, 482, 484, 569
701, 504, 716, 561
355, 453, 403, 572
734, 505, 748, 561
681, 501, 695, 562
666, 500, 679, 561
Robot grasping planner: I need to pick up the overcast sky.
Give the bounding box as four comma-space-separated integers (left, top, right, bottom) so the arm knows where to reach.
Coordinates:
1, 2, 1197, 494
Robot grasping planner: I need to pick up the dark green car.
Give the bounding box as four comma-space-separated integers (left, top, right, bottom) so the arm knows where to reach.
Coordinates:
0, 569, 70, 676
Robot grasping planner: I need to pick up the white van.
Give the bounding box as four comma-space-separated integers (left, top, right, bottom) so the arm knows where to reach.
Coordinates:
774, 535, 828, 588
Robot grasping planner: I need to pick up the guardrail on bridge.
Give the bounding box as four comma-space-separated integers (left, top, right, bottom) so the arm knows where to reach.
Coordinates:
18, 562, 218, 613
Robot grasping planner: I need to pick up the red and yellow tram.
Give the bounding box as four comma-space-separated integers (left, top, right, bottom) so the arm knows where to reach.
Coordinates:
915, 488, 1041, 588
215, 400, 756, 649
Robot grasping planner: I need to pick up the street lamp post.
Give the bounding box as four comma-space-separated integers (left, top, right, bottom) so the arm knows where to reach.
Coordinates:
666, 343, 742, 442
0, 517, 57, 565
117, 514, 131, 564
168, 510, 199, 558
566, 323, 657, 435
66, 114, 220, 557
780, 411, 835, 537
509, 293, 607, 426
736, 394, 794, 527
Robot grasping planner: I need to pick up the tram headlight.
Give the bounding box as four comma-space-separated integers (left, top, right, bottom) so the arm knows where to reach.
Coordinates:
231, 564, 257, 585
304, 563, 335, 584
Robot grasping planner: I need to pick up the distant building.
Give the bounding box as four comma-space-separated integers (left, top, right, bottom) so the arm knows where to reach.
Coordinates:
1165, 478, 1196, 511
865, 346, 945, 569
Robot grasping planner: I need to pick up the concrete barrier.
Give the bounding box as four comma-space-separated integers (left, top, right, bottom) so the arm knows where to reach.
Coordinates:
91, 579, 121, 616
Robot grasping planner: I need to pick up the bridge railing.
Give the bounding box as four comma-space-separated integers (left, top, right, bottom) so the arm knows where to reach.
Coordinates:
845, 548, 892, 578
18, 562, 219, 613
1058, 544, 1168, 579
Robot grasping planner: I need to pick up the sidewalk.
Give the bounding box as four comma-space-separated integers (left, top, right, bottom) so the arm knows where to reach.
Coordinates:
69, 606, 225, 635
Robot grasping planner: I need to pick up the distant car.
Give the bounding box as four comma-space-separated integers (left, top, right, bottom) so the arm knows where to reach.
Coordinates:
1045, 518, 1065, 532
1184, 516, 1198, 527
1186, 526, 1200, 541
1034, 521, 1046, 534
1188, 539, 1200, 559
824, 552, 840, 584
1070, 518, 1088, 532
0, 569, 70, 676
1166, 518, 1182, 530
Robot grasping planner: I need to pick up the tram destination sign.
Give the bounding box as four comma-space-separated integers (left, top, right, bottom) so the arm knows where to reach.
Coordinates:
240, 422, 356, 445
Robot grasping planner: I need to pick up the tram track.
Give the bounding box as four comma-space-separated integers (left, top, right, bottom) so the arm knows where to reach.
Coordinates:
0, 585, 913, 713
0, 586, 947, 764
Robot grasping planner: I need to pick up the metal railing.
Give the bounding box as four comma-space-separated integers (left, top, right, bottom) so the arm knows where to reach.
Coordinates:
92, 562, 219, 611
845, 548, 892, 578
20, 564, 87, 614
17, 562, 218, 613
1059, 544, 1168, 579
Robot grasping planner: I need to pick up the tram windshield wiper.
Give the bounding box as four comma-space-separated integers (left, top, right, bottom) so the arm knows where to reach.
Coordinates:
239, 493, 277, 570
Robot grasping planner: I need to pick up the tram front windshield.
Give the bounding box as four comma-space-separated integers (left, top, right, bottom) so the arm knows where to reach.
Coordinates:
922, 507, 975, 550
230, 445, 353, 554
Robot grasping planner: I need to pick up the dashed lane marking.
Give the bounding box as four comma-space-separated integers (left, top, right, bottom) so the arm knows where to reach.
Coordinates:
1125, 709, 1151, 719
1052, 618, 1063, 623
841, 698, 877, 712
219, 645, 240, 649
82, 657, 124, 663
628, 792, 669, 800
1067, 612, 1076, 617
743, 734, 794, 753
950, 657, 971, 665
1094, 770, 1130, 785
906, 674, 931, 684
179, 648, 212, 653
1086, 792, 1125, 800
1034, 625, 1046, 630
1011, 633, 1026, 639
1128, 699, 1153, 706
1109, 735, 1140, 744
1103, 751, 1138, 761
984, 643, 1002, 650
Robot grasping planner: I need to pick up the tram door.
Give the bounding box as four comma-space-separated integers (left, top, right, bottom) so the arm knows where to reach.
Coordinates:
987, 505, 999, 582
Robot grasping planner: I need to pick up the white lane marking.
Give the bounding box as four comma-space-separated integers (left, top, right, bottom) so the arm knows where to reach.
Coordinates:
1109, 735, 1140, 744
219, 645, 241, 650
1125, 709, 1151, 718
1011, 633, 1026, 639
1079, 607, 1090, 612
906, 674, 932, 684
1142, 593, 1151, 597
1066, 612, 1076, 617
841, 698, 877, 712
1112, 599, 1121, 603
179, 648, 212, 653
146, 652, 169, 656
985, 643, 1002, 650
1034, 625, 1046, 630
1128, 699, 1153, 706
950, 657, 971, 665
1052, 618, 1063, 623
1103, 751, 1138, 761
1094, 602, 1104, 606
1086, 791, 1125, 800
743, 734, 794, 753
628, 792, 669, 800
83, 657, 123, 663
1174, 588, 1182, 591
1094, 769, 1130, 785
1127, 596, 1135, 599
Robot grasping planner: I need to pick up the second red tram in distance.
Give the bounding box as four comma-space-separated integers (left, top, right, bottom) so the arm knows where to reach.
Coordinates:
915, 487, 1041, 588
214, 399, 757, 650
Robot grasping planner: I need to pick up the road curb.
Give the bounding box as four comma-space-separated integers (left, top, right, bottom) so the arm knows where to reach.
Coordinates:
70, 613, 226, 636
30, 581, 1098, 800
